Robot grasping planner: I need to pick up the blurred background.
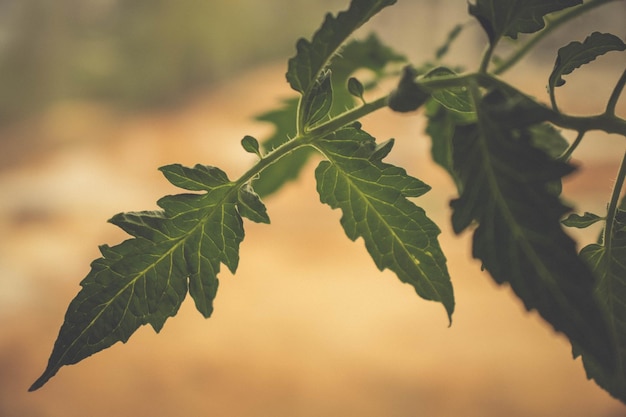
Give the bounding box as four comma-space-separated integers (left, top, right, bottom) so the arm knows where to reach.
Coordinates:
1, 1, 626, 416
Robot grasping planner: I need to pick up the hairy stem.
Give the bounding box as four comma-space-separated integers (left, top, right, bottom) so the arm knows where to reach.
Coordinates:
493, 0, 620, 75
307, 95, 389, 137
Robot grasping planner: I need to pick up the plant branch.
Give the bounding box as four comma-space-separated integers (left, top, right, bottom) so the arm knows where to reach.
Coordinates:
606, 68, 626, 117
559, 131, 585, 161
307, 95, 389, 137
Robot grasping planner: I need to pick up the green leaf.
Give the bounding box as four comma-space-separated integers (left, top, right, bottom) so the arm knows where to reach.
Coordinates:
241, 135, 261, 157
579, 208, 626, 402
549, 32, 626, 89
30, 164, 250, 391
562, 212, 604, 229
347, 77, 365, 102
469, 0, 582, 45
286, 0, 396, 95
160, 163, 230, 192
450, 96, 614, 371
314, 125, 454, 321
424, 67, 474, 114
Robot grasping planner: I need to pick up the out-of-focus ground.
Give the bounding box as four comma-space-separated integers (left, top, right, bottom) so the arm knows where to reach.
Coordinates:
1, 1, 626, 416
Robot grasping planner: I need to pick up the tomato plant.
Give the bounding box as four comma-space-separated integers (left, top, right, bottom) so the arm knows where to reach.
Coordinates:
30, 0, 626, 404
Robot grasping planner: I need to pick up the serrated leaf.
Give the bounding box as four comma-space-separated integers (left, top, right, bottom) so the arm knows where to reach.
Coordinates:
549, 32, 626, 90
469, 0, 582, 45
579, 208, 626, 402
286, 0, 396, 95
314, 125, 454, 321
159, 163, 230, 192
424, 67, 474, 114
30, 165, 247, 391
449, 96, 614, 371
562, 212, 604, 228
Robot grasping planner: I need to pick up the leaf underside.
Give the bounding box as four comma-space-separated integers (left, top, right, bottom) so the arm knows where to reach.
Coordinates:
449, 92, 614, 371
314, 125, 454, 320
30, 164, 268, 391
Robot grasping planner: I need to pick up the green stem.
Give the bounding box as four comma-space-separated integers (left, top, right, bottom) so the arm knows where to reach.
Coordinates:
236, 95, 390, 187
307, 95, 389, 137
479, 44, 496, 73
604, 149, 626, 246
606, 68, 626, 117
235, 132, 309, 187
493, 0, 620, 76
559, 131, 585, 161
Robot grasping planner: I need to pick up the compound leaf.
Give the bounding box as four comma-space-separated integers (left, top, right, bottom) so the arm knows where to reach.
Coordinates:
469, 0, 582, 45
549, 32, 626, 90
579, 208, 626, 402
30, 164, 253, 391
314, 125, 454, 321
450, 92, 614, 371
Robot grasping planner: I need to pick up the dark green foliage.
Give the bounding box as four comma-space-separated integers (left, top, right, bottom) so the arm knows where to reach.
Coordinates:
32, 0, 626, 403
449, 94, 614, 372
